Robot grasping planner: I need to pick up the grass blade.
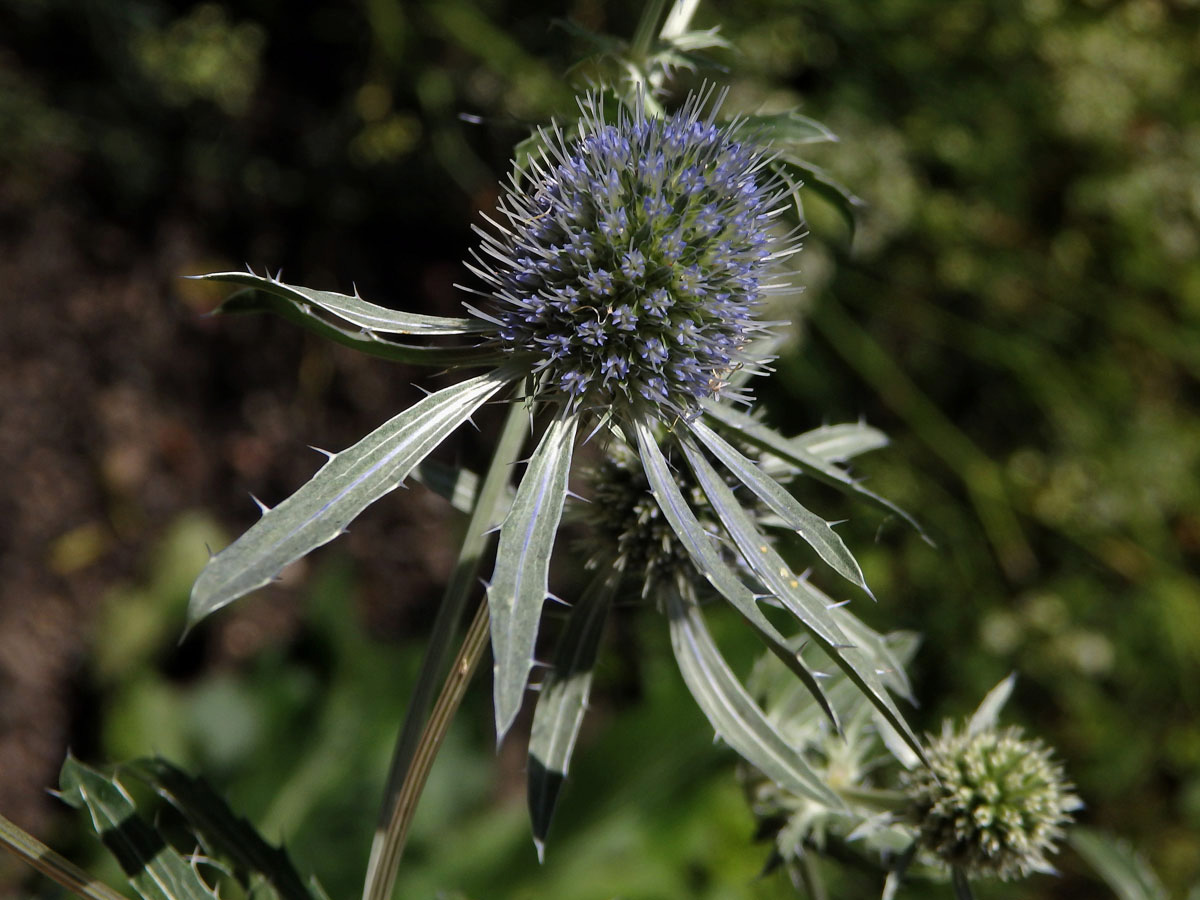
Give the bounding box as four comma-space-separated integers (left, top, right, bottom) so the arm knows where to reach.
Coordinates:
527, 574, 615, 858
666, 586, 842, 809
190, 369, 513, 626
0, 811, 128, 900
488, 412, 579, 741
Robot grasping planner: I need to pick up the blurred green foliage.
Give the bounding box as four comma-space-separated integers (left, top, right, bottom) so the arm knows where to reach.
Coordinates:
3, 0, 1198, 896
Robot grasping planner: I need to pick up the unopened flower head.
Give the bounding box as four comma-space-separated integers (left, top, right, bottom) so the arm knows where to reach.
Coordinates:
577, 441, 695, 590
465, 89, 794, 417
577, 436, 764, 593
902, 723, 1081, 881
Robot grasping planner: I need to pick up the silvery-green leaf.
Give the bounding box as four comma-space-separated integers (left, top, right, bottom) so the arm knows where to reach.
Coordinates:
632, 416, 837, 726
488, 413, 579, 742
190, 369, 513, 626
792, 422, 889, 462
195, 271, 486, 335
665, 586, 842, 810
217, 289, 499, 369
702, 400, 926, 539
678, 434, 923, 762
527, 574, 615, 858
124, 758, 315, 900
774, 155, 865, 238
58, 756, 220, 900
735, 110, 839, 147
687, 419, 868, 592
966, 673, 1016, 737
830, 614, 916, 702
1070, 829, 1168, 900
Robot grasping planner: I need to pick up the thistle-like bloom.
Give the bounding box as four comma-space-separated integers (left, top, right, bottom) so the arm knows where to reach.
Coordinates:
187, 90, 921, 826
464, 90, 783, 417
902, 722, 1081, 881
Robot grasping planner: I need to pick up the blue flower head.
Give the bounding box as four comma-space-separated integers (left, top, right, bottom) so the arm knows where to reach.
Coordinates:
465, 89, 794, 418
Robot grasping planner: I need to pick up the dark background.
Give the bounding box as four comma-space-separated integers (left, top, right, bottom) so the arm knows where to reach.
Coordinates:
1, 0, 1198, 897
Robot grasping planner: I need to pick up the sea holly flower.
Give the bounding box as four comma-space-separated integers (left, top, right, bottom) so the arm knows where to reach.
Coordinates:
739, 665, 1080, 895
186, 88, 923, 769
901, 676, 1082, 882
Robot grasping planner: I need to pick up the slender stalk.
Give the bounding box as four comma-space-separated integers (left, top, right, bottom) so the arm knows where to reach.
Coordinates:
630, 0, 669, 62
0, 813, 128, 900
379, 599, 491, 887
362, 399, 528, 900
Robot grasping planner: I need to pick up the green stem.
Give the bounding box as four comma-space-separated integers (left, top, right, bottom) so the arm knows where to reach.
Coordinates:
0, 813, 127, 900
362, 399, 528, 900
630, 0, 669, 61
380, 598, 492, 889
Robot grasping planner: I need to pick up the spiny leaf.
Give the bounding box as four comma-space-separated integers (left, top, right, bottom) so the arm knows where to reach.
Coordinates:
631, 416, 837, 727
665, 586, 843, 809
677, 434, 923, 763
488, 413, 579, 742
196, 271, 486, 335
774, 155, 865, 239
217, 289, 499, 369
1070, 828, 1169, 900
966, 673, 1016, 737
702, 400, 926, 539
123, 758, 316, 900
190, 369, 514, 626
829, 614, 917, 703
792, 422, 889, 462
688, 418, 868, 592
527, 574, 615, 858
58, 756, 219, 900
734, 110, 839, 147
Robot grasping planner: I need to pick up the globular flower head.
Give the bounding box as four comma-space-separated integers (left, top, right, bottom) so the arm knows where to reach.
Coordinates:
465, 89, 794, 418
902, 722, 1081, 881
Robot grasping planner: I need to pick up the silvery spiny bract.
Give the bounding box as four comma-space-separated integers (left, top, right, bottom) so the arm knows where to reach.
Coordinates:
522, 420, 922, 853
464, 90, 784, 416
185, 86, 923, 848
738, 631, 920, 873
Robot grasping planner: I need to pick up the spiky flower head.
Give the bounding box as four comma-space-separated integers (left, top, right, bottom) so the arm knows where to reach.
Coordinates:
576, 435, 766, 594
902, 722, 1081, 881
577, 441, 694, 589
466, 89, 792, 417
